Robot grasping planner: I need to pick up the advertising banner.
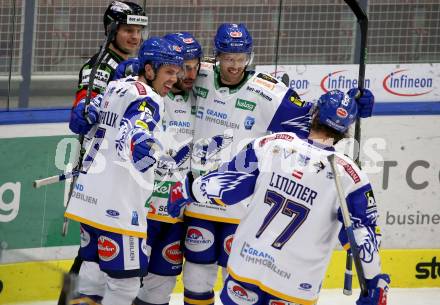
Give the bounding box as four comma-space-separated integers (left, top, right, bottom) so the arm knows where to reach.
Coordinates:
256, 63, 439, 102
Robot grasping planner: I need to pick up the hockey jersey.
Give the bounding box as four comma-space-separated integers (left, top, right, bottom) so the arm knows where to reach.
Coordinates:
186, 62, 312, 223
191, 132, 382, 305
147, 90, 196, 223
65, 77, 164, 238
74, 48, 123, 106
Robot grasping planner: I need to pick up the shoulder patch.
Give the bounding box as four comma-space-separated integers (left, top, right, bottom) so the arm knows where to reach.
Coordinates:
253, 78, 275, 91
257, 73, 278, 84
134, 82, 147, 95
289, 95, 305, 107
259, 133, 294, 147
336, 157, 361, 183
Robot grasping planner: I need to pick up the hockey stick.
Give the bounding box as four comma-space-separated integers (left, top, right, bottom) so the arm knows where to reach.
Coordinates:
60, 22, 118, 236
343, 0, 369, 295
31, 24, 118, 190
33, 171, 79, 189
327, 154, 368, 297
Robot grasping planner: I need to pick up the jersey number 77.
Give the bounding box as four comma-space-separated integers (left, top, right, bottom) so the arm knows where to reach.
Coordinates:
256, 190, 310, 250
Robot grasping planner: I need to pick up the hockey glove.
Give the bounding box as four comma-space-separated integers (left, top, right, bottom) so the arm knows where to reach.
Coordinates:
69, 99, 100, 134
113, 58, 139, 80
130, 130, 162, 173
356, 274, 390, 305
167, 172, 195, 218
348, 88, 375, 118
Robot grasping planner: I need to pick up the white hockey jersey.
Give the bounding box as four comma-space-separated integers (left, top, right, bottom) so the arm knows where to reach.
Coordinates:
186, 62, 312, 223
65, 77, 164, 238
191, 132, 382, 304
147, 90, 196, 223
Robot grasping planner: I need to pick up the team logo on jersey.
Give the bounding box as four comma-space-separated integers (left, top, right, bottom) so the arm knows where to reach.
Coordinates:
162, 241, 183, 265
80, 226, 90, 247
244, 116, 255, 130
156, 144, 192, 177
200, 171, 254, 200
224, 234, 234, 255
98, 236, 120, 262
226, 281, 258, 305
281, 115, 311, 135
192, 135, 233, 165
185, 227, 214, 252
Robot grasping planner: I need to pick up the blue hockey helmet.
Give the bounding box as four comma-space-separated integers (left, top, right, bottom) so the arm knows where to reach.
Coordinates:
163, 32, 203, 61
138, 37, 184, 70
214, 23, 253, 55
317, 90, 358, 133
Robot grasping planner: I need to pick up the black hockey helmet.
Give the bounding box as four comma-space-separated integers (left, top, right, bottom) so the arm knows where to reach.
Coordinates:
103, 1, 148, 35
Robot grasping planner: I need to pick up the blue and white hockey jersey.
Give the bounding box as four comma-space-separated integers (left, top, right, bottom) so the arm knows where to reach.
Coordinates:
191, 132, 382, 304
65, 77, 164, 238
187, 62, 312, 223
147, 90, 196, 223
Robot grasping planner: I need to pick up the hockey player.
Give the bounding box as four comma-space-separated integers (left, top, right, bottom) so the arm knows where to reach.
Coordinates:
60, 2, 147, 304
134, 32, 203, 305
180, 23, 375, 305
168, 89, 390, 305
72, 1, 147, 108
65, 37, 183, 305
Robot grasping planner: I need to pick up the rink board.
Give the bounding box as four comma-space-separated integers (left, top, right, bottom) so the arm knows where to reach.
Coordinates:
1, 111, 439, 303
1, 249, 439, 304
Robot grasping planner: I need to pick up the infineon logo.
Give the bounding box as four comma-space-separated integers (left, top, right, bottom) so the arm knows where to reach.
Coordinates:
235, 99, 256, 111
320, 70, 371, 92
269, 70, 310, 95
382, 69, 433, 96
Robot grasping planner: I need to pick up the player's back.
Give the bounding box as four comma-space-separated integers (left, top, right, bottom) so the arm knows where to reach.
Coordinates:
227, 132, 367, 304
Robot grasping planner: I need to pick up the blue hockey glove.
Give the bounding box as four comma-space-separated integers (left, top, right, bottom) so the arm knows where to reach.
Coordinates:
69, 99, 100, 134
348, 88, 375, 118
356, 274, 390, 305
130, 130, 162, 173
167, 173, 195, 218
113, 58, 139, 80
